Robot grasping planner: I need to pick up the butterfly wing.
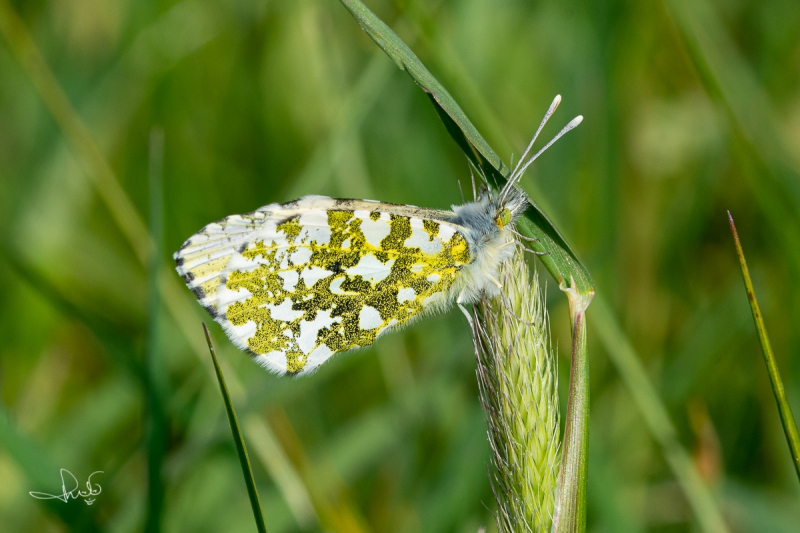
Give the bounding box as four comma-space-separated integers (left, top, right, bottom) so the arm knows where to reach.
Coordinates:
175, 195, 472, 375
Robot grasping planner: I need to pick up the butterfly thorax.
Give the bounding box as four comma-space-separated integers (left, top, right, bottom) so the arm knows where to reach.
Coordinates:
449, 186, 528, 303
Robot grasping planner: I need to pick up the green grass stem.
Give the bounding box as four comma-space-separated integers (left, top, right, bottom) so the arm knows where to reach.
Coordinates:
203, 324, 268, 533
552, 302, 590, 532
728, 212, 800, 481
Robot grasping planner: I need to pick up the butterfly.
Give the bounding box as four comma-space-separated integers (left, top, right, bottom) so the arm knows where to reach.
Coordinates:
174, 96, 581, 376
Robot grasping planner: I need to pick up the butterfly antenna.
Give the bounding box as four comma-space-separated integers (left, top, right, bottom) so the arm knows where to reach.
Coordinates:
510, 94, 561, 179
503, 114, 583, 200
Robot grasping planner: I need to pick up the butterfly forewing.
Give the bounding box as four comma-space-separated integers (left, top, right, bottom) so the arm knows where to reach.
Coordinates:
175, 196, 472, 375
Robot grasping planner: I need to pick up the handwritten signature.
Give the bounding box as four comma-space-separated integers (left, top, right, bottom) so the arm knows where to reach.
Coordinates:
29, 469, 103, 506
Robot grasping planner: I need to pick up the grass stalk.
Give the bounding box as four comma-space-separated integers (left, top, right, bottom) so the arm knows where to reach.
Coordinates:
728, 212, 800, 480
473, 249, 561, 532
203, 325, 268, 533
552, 299, 590, 533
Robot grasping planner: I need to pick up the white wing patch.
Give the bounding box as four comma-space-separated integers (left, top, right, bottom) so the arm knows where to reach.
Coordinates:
358, 306, 383, 330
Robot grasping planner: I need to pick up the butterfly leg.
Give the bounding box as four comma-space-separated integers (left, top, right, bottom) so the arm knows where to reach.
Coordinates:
457, 290, 474, 329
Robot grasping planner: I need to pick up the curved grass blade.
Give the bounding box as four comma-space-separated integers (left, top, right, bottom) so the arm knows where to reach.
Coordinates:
728, 213, 800, 481
203, 324, 268, 533
337, 0, 592, 299
337, 1, 593, 530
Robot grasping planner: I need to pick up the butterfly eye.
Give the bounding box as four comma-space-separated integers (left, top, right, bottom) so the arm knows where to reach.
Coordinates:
495, 208, 512, 228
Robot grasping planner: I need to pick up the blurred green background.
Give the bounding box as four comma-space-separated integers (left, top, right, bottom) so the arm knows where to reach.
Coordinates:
1, 0, 799, 531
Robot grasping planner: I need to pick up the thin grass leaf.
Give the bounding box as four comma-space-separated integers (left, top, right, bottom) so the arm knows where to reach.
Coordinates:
728, 212, 800, 481
203, 324, 268, 533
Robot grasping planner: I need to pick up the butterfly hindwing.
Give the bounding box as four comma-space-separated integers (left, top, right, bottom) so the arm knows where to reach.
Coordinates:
175, 196, 472, 375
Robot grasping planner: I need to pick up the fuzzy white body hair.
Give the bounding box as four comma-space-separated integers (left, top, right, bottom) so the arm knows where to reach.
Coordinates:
446, 186, 529, 304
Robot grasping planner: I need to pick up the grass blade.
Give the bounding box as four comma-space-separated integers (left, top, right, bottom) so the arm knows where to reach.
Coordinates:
337, 0, 593, 298
728, 212, 800, 481
203, 324, 268, 533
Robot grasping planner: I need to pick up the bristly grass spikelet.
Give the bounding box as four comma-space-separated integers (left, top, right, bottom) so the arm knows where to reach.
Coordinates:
473, 248, 560, 533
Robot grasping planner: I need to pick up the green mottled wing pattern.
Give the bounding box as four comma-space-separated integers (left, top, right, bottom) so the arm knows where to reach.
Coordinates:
175, 196, 471, 375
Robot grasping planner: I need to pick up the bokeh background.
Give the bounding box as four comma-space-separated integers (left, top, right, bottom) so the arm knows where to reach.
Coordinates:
1, 0, 799, 531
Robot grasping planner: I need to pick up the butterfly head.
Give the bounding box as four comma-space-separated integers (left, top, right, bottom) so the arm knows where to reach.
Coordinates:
490, 183, 528, 229
495, 207, 512, 229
